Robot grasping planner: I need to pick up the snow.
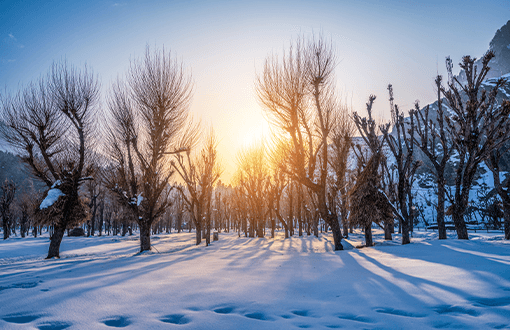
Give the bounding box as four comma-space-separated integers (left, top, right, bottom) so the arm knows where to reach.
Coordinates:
1, 230, 509, 329
39, 188, 65, 210
499, 87, 510, 98
129, 194, 143, 206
